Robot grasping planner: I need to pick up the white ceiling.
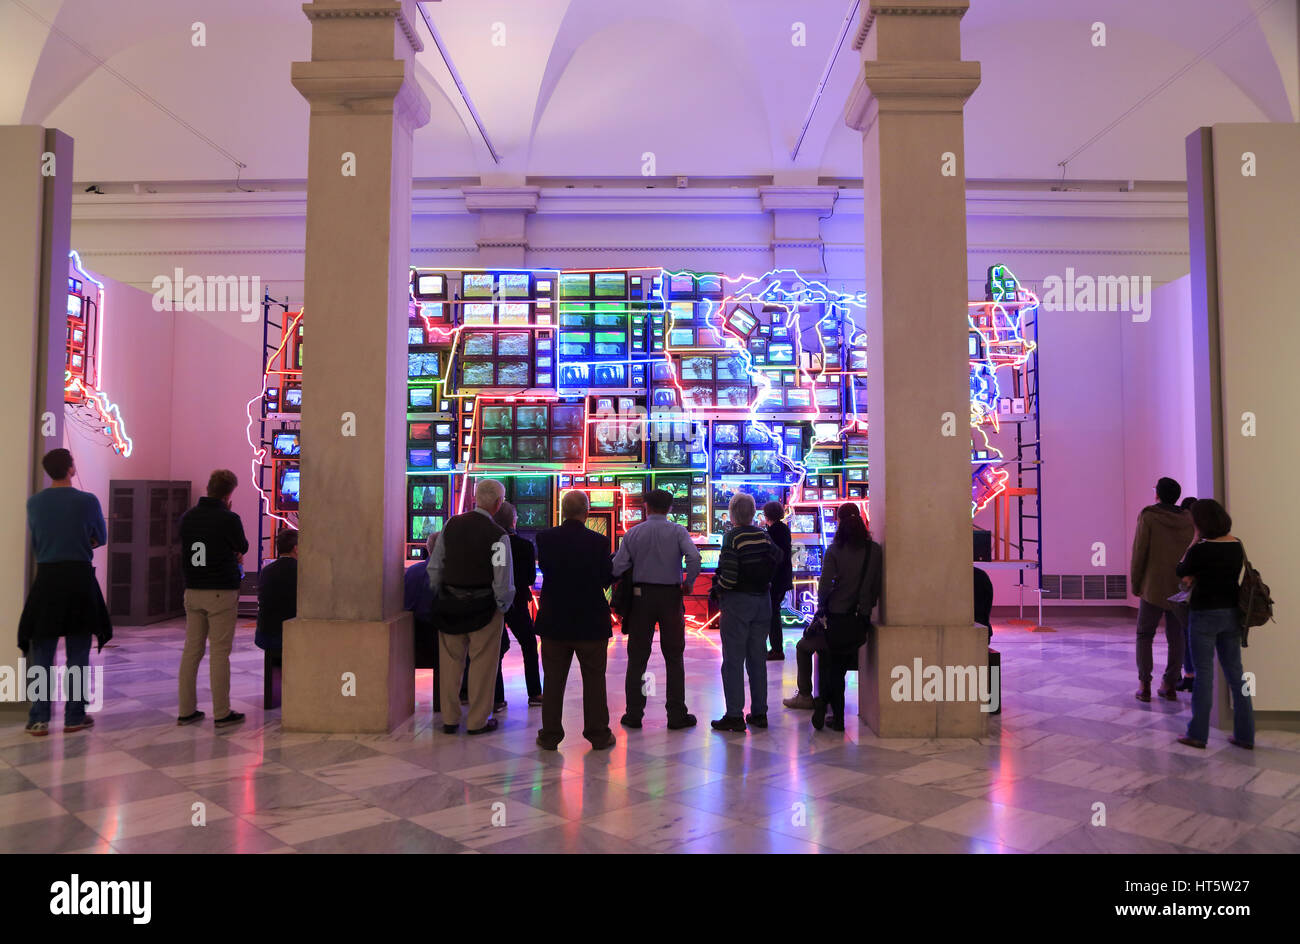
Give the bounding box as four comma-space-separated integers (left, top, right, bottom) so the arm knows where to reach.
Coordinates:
1, 0, 1295, 185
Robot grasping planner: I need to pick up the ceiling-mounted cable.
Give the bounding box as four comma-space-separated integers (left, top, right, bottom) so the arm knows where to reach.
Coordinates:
414, 0, 502, 164
790, 0, 861, 162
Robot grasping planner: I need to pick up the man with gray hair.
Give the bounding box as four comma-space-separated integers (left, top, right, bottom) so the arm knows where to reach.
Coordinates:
533, 489, 616, 750
710, 491, 779, 733
427, 478, 514, 734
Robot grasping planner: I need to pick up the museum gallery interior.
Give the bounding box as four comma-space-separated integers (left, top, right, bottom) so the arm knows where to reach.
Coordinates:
1, 0, 1298, 858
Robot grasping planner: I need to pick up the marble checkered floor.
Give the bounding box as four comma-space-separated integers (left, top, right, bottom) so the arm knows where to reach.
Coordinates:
2, 615, 1299, 854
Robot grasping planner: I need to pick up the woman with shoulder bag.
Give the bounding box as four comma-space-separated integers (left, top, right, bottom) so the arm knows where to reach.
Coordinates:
810, 504, 881, 732
1175, 499, 1254, 751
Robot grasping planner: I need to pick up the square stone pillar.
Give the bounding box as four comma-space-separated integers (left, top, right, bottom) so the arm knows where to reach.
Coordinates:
0, 127, 72, 705
283, 0, 430, 733
844, 2, 988, 737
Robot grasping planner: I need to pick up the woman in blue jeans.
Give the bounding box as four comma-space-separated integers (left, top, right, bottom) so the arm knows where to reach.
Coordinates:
1174, 499, 1254, 750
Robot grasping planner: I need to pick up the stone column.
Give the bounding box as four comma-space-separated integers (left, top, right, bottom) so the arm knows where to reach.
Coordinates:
757, 185, 838, 274
463, 185, 539, 268
283, 0, 430, 733
0, 127, 71, 707
843, 1, 987, 737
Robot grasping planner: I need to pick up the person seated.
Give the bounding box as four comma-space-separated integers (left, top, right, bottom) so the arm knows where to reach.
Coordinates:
256, 528, 299, 665
403, 532, 439, 678
974, 566, 993, 640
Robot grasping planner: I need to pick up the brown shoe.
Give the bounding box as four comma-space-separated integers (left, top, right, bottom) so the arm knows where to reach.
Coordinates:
1176, 735, 1207, 749
1156, 686, 1177, 701
1135, 684, 1151, 703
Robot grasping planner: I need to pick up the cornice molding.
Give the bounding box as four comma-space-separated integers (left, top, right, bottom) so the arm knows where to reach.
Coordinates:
853, 1, 971, 50
302, 1, 423, 55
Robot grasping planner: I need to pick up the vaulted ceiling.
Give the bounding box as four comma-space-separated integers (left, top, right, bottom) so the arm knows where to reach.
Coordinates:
2, 0, 1295, 186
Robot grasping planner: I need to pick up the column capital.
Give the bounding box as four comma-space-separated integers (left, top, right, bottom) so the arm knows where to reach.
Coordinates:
302, 0, 423, 57
291, 60, 431, 130
844, 61, 981, 130
461, 186, 542, 214
853, 1, 970, 54
757, 185, 839, 214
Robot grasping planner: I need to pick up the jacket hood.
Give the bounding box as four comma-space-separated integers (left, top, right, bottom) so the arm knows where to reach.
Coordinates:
1143, 503, 1192, 533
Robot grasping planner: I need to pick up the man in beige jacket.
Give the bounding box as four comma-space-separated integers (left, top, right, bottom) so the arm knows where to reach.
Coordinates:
1130, 477, 1195, 702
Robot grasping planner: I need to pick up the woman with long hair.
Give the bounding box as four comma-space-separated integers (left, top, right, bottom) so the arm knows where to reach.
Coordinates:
808, 503, 880, 731
1175, 499, 1254, 750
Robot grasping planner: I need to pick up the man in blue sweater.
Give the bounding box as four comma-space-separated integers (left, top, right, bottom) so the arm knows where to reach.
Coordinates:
19, 448, 111, 736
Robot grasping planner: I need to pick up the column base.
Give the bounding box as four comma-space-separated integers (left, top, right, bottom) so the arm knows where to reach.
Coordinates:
859, 622, 992, 738
282, 612, 414, 733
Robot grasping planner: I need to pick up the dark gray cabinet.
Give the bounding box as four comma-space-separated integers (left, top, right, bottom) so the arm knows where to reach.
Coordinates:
107, 480, 190, 624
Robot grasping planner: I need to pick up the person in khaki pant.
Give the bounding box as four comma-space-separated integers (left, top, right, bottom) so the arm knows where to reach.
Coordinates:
427, 479, 514, 735
1130, 476, 1195, 703
178, 470, 249, 728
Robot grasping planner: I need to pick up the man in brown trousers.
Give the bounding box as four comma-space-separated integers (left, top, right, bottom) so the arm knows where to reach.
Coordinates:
1130, 476, 1195, 702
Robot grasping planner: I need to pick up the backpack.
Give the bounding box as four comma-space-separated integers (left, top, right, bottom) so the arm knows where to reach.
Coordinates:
1238, 546, 1274, 646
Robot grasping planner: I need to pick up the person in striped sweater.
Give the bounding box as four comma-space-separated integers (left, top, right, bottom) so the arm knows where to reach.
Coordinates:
710, 493, 781, 733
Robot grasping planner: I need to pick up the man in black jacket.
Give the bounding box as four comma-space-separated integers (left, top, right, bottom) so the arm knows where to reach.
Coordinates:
178, 469, 249, 728
256, 528, 298, 654
534, 490, 615, 750
763, 501, 793, 660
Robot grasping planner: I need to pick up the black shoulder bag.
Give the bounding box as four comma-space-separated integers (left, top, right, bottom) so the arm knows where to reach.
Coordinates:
824, 543, 873, 653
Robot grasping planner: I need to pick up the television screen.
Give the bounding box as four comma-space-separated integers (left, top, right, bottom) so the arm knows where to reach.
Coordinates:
680, 356, 713, 381
651, 388, 678, 407
408, 448, 433, 468
682, 385, 715, 407
594, 272, 626, 298
408, 327, 425, 345
499, 273, 530, 298
415, 273, 444, 298
713, 449, 745, 475
699, 548, 721, 569
743, 424, 770, 445
496, 362, 530, 387
593, 310, 623, 327
464, 303, 494, 324
550, 436, 582, 462
660, 477, 690, 500
589, 489, 617, 508
791, 513, 817, 533
409, 422, 432, 441
279, 468, 300, 508
463, 332, 493, 356
617, 476, 644, 496
750, 450, 779, 474
410, 484, 445, 512
696, 274, 722, 295
408, 387, 434, 410
482, 406, 512, 430
462, 273, 493, 297
716, 356, 749, 380
551, 405, 584, 432
716, 384, 750, 407
560, 273, 591, 298
713, 423, 740, 445
499, 302, 529, 325
272, 432, 300, 457
785, 388, 811, 407
515, 477, 549, 500
593, 364, 626, 386
593, 423, 639, 457
498, 332, 530, 357
669, 274, 695, 296
516, 503, 548, 530
515, 436, 547, 460
284, 386, 303, 410
410, 515, 443, 542
515, 405, 548, 430
67, 295, 83, 319
655, 442, 691, 467
667, 511, 689, 528
407, 352, 440, 379
769, 343, 795, 364
728, 310, 756, 335
669, 328, 695, 347
623, 507, 644, 525
481, 436, 512, 461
